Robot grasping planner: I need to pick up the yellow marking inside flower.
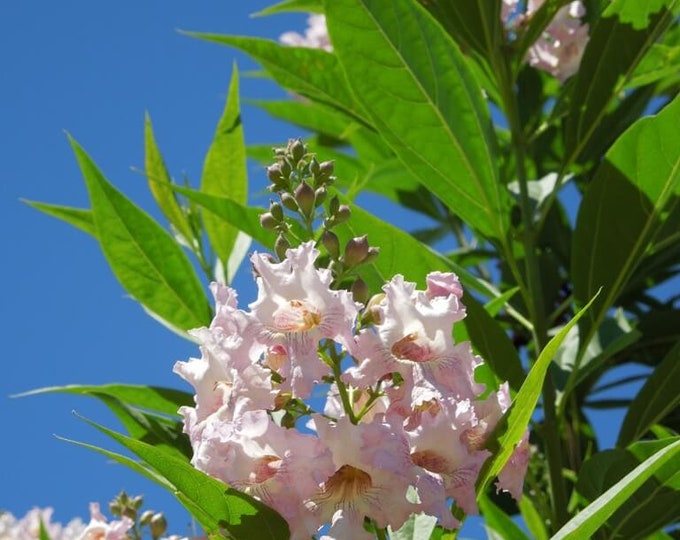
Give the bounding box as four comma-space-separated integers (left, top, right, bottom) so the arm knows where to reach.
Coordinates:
273, 300, 322, 332
391, 332, 431, 362
319, 464, 372, 505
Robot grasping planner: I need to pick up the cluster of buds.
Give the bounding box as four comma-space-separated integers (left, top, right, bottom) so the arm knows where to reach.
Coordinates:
108, 492, 169, 540
260, 139, 379, 302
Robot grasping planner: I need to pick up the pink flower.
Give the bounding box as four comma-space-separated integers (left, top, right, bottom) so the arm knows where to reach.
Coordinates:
280, 14, 332, 52
526, 1, 589, 82
250, 242, 359, 398
0, 508, 86, 540
78, 503, 133, 540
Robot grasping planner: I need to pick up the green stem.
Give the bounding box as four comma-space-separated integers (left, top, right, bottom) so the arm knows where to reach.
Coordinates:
495, 55, 569, 530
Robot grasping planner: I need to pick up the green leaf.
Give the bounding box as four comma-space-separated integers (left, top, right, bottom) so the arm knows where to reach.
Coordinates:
144, 113, 194, 245
15, 383, 192, 417
388, 513, 438, 540
80, 415, 290, 539
565, 0, 677, 162
38, 519, 52, 540
201, 65, 250, 283
618, 340, 680, 446
518, 497, 549, 540
252, 0, 323, 16
476, 290, 600, 496
570, 438, 680, 540
186, 33, 367, 124
572, 94, 680, 365
484, 287, 520, 317
479, 494, 530, 540
69, 137, 212, 333
325, 0, 512, 241
22, 200, 96, 237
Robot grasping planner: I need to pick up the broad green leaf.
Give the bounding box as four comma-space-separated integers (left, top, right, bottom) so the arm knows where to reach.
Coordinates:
572, 94, 680, 366
476, 290, 599, 496
571, 438, 680, 540
22, 200, 96, 237
339, 200, 525, 390
69, 137, 212, 333
479, 494, 530, 540
186, 33, 368, 124
518, 497, 549, 540
252, 0, 323, 16
144, 113, 194, 245
553, 438, 680, 540
618, 340, 680, 446
564, 0, 677, 162
201, 66, 249, 283
388, 513, 438, 540
15, 383, 192, 417
325, 0, 512, 242
81, 415, 290, 540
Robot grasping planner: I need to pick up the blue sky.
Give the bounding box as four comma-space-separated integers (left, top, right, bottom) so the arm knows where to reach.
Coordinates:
1, 2, 642, 537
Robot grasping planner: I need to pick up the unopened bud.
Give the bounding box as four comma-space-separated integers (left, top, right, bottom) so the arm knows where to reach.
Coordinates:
314, 186, 327, 207
294, 181, 316, 218
259, 212, 278, 231
344, 235, 369, 267
150, 513, 167, 539
321, 229, 340, 259
269, 201, 284, 222
131, 495, 144, 510
108, 502, 122, 517
122, 507, 137, 521
364, 293, 386, 325
329, 195, 340, 215
309, 156, 321, 177
335, 205, 351, 224
319, 160, 335, 178
281, 192, 298, 212
363, 246, 380, 265
140, 510, 154, 526
275, 234, 291, 260
290, 138, 306, 163
266, 164, 283, 183
280, 159, 292, 178
351, 278, 369, 304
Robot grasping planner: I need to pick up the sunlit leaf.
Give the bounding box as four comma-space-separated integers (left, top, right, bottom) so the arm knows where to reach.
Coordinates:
479, 494, 530, 540
252, 0, 323, 17
23, 200, 96, 237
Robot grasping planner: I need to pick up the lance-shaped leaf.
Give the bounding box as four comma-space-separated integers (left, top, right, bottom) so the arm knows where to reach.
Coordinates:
475, 291, 599, 496
69, 137, 212, 333
22, 200, 96, 237
144, 113, 194, 245
479, 494, 530, 540
553, 438, 680, 540
572, 94, 680, 366
185, 33, 368, 124
564, 0, 677, 162
325, 0, 511, 242
618, 340, 680, 446
201, 66, 249, 283
252, 0, 323, 17
78, 415, 290, 540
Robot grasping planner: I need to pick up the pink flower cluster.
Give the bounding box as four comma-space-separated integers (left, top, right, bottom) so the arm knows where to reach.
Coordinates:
504, 0, 589, 82
175, 242, 528, 539
0, 504, 132, 540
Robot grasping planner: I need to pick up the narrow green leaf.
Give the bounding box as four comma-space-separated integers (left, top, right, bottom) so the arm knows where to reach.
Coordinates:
572, 94, 680, 364
518, 497, 549, 540
618, 340, 680, 446
325, 0, 511, 241
565, 0, 677, 161
476, 290, 600, 495
38, 519, 52, 540
484, 287, 520, 317
185, 33, 368, 124
80, 415, 290, 540
15, 383, 192, 417
144, 113, 194, 244
22, 200, 96, 237
252, 0, 323, 17
479, 494, 530, 540
69, 136, 212, 333
201, 65, 250, 283
554, 438, 680, 540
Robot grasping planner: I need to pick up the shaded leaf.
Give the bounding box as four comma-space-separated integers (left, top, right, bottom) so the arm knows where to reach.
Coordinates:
479, 494, 530, 540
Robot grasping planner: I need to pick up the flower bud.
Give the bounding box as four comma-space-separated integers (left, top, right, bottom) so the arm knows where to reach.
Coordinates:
294, 181, 316, 218
150, 513, 168, 539
329, 195, 340, 215
266, 164, 283, 183
335, 204, 351, 224
275, 234, 291, 260
108, 502, 122, 517
319, 160, 335, 177
281, 192, 298, 212
269, 201, 284, 222
280, 159, 292, 178
363, 293, 386, 325
122, 506, 137, 521
363, 246, 380, 265
290, 138, 306, 163
259, 212, 278, 230
309, 156, 321, 177
131, 495, 144, 510
344, 235, 369, 267
351, 277, 369, 304
139, 510, 154, 526
321, 229, 340, 259
314, 186, 327, 207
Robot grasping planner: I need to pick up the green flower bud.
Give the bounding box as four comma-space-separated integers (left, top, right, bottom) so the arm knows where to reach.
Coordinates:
275, 234, 291, 260
281, 192, 298, 212
344, 235, 369, 267
321, 229, 340, 259
259, 212, 278, 230
363, 246, 380, 265
309, 156, 321, 177
351, 277, 369, 304
335, 204, 351, 225
290, 138, 306, 163
269, 201, 284, 222
295, 181, 316, 218
140, 510, 154, 526
319, 160, 335, 178
314, 186, 327, 207
150, 513, 168, 539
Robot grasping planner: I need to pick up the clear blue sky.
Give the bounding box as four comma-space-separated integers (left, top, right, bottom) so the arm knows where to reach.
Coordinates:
1, 2, 637, 537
